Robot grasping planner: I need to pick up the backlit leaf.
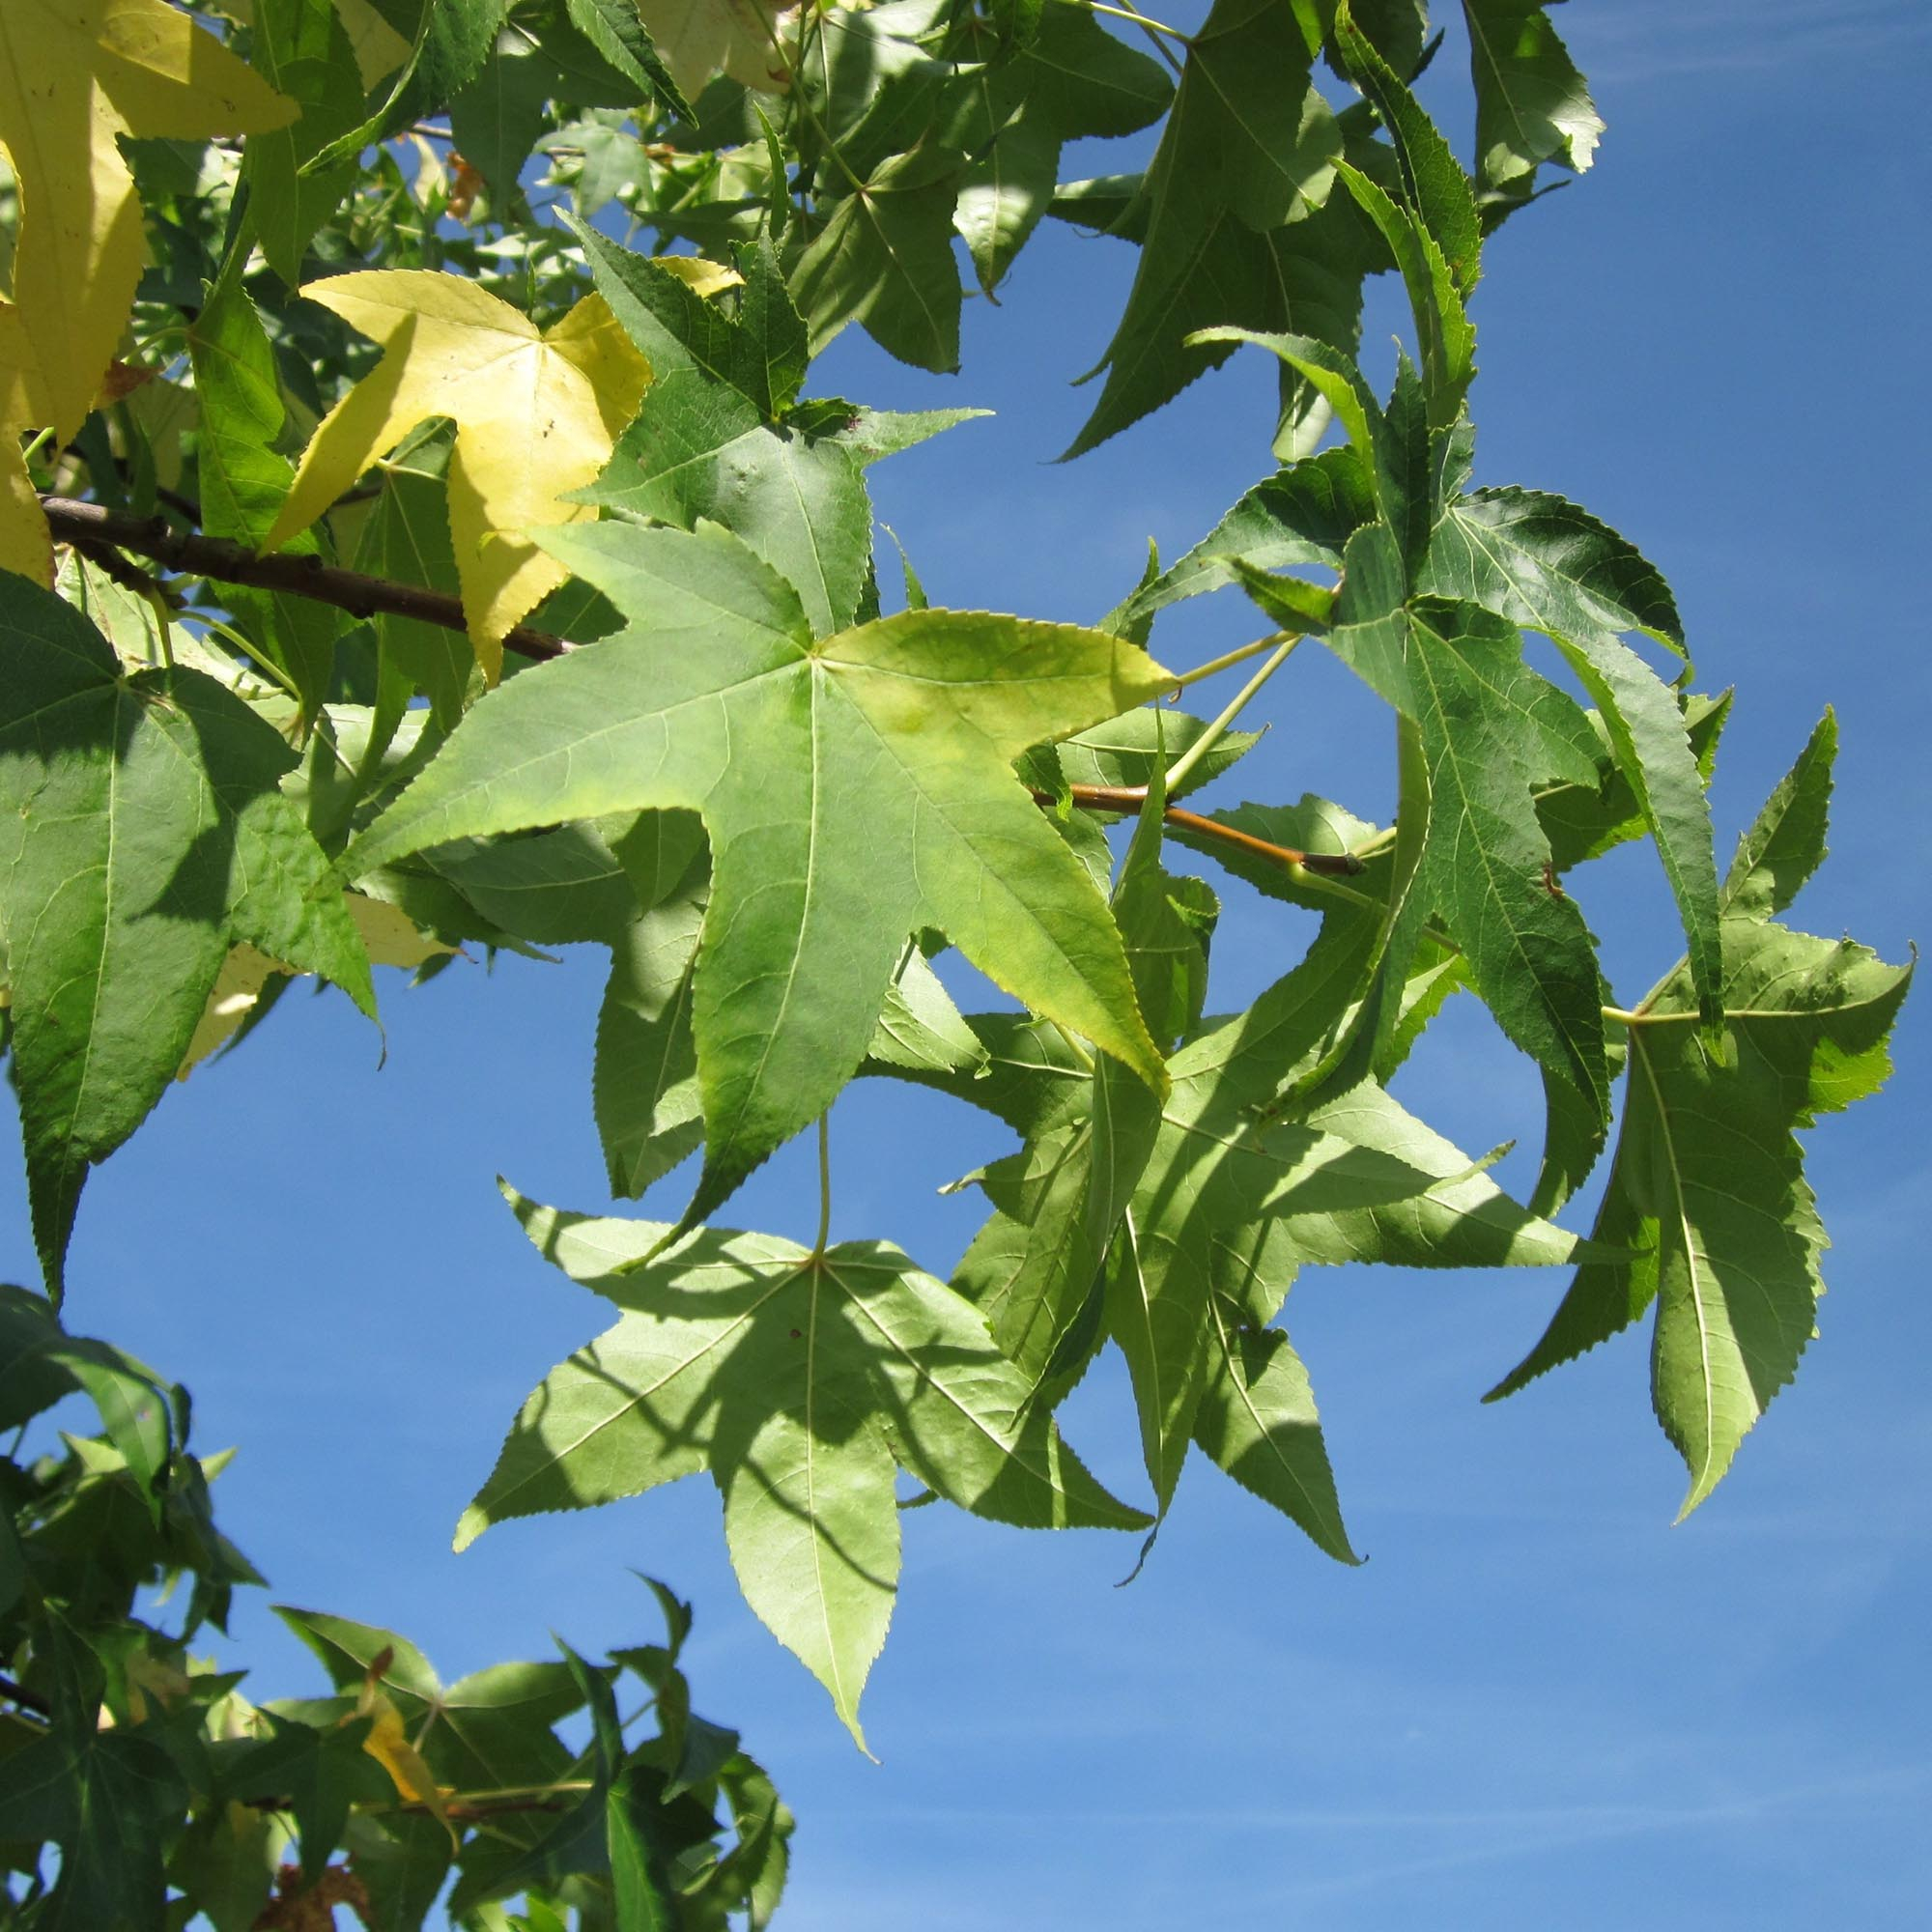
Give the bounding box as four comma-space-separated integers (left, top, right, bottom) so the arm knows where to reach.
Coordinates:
461, 1190, 1151, 1746
347, 520, 1170, 1228
0, 0, 296, 440
265, 272, 653, 676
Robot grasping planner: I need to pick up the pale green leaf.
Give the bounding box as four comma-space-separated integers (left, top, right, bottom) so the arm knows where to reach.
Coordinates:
348, 521, 1169, 1227
461, 1192, 1151, 1744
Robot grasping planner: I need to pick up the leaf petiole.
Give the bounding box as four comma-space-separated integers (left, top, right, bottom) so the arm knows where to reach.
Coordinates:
810, 1110, 834, 1262
1170, 630, 1292, 692
1081, 2, 1194, 50
1163, 636, 1301, 793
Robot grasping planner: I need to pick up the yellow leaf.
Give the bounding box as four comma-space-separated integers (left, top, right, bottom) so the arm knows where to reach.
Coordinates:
652, 254, 744, 298
354, 1663, 457, 1846
266, 274, 653, 680
330, 0, 413, 88
0, 0, 296, 441
344, 891, 457, 970
177, 945, 285, 1081
636, 0, 800, 99
0, 300, 50, 585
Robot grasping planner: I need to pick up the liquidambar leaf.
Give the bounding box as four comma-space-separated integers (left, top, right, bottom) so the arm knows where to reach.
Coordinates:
0, 301, 50, 583
347, 521, 1169, 1229
1462, 0, 1604, 216
462, 1190, 1151, 1747
635, 0, 798, 99
0, 581, 372, 1293
0, 0, 296, 440
1490, 920, 1911, 1517
264, 273, 652, 677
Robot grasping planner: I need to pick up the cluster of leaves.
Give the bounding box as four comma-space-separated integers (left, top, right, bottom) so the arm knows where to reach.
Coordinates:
0, 0, 1913, 1918
0, 1285, 789, 1928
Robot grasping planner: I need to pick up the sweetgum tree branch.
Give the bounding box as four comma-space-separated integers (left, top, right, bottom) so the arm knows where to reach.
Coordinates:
43, 496, 1366, 884
40, 497, 572, 664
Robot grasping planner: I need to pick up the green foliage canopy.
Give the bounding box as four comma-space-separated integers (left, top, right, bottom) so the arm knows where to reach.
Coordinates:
0, 1, 1909, 1925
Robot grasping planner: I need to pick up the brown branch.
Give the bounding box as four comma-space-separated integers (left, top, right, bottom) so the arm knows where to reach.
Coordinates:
1045, 782, 1367, 878
0, 1673, 51, 1719
40, 497, 571, 664
43, 497, 1360, 888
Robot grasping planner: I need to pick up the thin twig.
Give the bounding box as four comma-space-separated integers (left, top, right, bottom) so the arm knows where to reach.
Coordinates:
1048, 783, 1367, 880
40, 497, 571, 663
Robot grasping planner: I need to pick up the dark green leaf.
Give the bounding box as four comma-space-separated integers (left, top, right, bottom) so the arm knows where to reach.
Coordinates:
1720, 710, 1836, 920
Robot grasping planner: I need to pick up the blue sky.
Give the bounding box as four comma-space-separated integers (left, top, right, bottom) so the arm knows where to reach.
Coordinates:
5, 3, 1930, 1924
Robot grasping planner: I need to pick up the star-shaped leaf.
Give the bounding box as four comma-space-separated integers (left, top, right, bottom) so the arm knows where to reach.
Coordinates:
1488, 725, 1912, 1515
923, 906, 1586, 1516
0, 0, 296, 440
459, 1188, 1151, 1747
264, 272, 653, 677
347, 521, 1168, 1225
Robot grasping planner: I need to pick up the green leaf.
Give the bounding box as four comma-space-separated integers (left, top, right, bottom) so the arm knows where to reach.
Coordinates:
791, 144, 966, 372
187, 264, 344, 719
1326, 595, 1609, 1132
1720, 709, 1835, 919
1422, 485, 1719, 1017
218, 1712, 387, 1887
1334, 0, 1482, 294
460, 1190, 1152, 1747
1039, 705, 1264, 801
241, 0, 367, 284
1123, 446, 1374, 625
868, 942, 989, 1078
1193, 1220, 1359, 1562
608, 1765, 679, 1931
0, 583, 371, 1292
1426, 486, 1685, 653
952, 5, 1171, 295
341, 1812, 455, 1932
275, 1605, 584, 1833
0, 1629, 188, 1932
431, 822, 638, 948
562, 0, 695, 122
927, 914, 1584, 1509
1332, 158, 1477, 422
350, 430, 476, 732
574, 226, 876, 636
306, 0, 509, 171
1065, 0, 1341, 457
595, 814, 710, 1198
1461, 0, 1604, 221
1488, 920, 1911, 1516
347, 521, 1170, 1229
1535, 692, 1730, 876
0, 1284, 179, 1515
